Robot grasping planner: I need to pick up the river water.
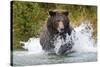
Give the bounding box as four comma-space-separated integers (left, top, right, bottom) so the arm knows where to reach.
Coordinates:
12, 22, 97, 66
13, 51, 97, 66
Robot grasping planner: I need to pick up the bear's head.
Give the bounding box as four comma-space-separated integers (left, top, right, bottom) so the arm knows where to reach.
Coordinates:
47, 10, 70, 35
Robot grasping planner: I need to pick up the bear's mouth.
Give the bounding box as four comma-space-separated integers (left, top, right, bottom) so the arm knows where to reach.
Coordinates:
57, 28, 65, 34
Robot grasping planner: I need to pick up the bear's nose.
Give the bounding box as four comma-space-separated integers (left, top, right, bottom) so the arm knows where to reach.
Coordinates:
59, 21, 64, 29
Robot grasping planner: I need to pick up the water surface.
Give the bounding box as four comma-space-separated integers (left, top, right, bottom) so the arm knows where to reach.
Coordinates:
13, 50, 97, 66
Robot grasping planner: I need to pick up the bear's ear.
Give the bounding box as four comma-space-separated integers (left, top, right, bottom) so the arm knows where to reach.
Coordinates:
49, 11, 56, 16
63, 11, 69, 16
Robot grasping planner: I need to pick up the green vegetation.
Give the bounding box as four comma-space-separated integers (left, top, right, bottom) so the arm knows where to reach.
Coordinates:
12, 1, 97, 49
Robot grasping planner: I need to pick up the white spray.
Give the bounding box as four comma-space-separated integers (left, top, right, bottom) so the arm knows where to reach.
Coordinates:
20, 22, 97, 54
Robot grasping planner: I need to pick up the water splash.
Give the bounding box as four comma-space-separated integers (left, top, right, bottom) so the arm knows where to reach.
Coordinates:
72, 22, 97, 52
53, 31, 75, 54
20, 38, 43, 54
20, 22, 97, 54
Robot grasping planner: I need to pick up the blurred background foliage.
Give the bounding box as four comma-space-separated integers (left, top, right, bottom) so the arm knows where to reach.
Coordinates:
12, 1, 97, 49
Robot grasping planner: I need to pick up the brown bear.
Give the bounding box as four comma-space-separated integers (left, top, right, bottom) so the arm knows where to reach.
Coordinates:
40, 10, 74, 55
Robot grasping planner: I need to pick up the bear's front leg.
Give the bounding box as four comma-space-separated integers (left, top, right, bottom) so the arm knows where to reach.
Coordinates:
57, 43, 73, 55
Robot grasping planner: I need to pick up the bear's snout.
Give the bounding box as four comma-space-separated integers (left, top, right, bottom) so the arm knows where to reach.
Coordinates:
57, 21, 65, 33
